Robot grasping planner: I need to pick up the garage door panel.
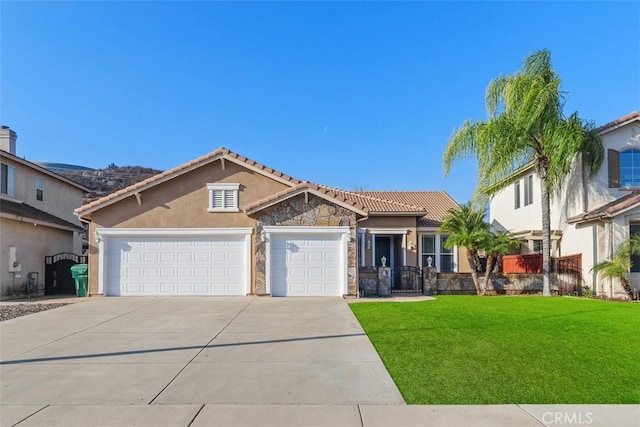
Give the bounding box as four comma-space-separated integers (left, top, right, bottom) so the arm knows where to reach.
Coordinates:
105, 234, 247, 296
270, 233, 344, 297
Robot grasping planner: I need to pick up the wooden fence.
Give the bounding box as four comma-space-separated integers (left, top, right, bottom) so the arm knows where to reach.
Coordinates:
501, 253, 583, 295
502, 254, 543, 273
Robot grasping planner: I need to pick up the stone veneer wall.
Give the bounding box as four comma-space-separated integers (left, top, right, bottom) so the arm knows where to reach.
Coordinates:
425, 271, 563, 295
254, 194, 358, 295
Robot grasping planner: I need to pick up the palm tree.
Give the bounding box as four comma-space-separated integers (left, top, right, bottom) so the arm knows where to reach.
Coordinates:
481, 231, 519, 292
591, 235, 640, 299
439, 203, 489, 295
443, 49, 604, 297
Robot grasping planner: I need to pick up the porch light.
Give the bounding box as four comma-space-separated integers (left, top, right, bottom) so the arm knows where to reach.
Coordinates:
381, 256, 387, 267
427, 256, 433, 267
366, 240, 371, 250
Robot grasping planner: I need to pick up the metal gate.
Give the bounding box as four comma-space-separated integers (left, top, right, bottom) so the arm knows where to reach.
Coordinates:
391, 266, 423, 293
45, 252, 87, 295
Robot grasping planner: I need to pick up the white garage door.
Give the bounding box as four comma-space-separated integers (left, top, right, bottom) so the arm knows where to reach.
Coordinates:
270, 233, 345, 296
104, 234, 247, 296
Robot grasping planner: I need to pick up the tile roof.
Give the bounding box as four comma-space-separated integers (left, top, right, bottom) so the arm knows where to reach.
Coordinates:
1, 199, 83, 230
75, 146, 459, 221
75, 147, 304, 216
567, 191, 640, 224
597, 111, 639, 133
354, 191, 459, 226
244, 182, 369, 214
321, 187, 430, 213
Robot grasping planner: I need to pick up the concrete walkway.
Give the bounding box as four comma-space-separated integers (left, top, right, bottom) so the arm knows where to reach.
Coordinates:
1, 297, 638, 426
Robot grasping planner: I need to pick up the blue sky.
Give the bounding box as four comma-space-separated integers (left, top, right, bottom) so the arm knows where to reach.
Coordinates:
2, 1, 638, 204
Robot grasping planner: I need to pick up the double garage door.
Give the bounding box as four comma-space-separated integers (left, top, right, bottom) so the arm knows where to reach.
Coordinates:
104, 233, 249, 296
100, 228, 346, 296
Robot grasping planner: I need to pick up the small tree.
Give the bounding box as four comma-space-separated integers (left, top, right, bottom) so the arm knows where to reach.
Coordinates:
440, 204, 489, 295
591, 235, 640, 299
481, 231, 520, 292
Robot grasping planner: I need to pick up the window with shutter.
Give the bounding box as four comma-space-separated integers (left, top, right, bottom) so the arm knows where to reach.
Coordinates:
619, 149, 640, 188
207, 183, 240, 212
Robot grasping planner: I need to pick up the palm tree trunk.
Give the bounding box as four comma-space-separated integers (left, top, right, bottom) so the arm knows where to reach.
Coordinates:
483, 254, 494, 295
467, 252, 482, 295
540, 179, 552, 296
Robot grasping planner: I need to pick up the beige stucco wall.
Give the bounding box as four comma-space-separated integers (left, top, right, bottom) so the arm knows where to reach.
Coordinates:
86, 160, 291, 295
0, 155, 85, 226
0, 218, 75, 296
359, 216, 418, 267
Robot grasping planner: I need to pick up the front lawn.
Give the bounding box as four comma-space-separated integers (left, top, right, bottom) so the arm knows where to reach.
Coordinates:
350, 296, 640, 404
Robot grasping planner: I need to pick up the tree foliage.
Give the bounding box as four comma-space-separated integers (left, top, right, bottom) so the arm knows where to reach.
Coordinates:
443, 49, 604, 296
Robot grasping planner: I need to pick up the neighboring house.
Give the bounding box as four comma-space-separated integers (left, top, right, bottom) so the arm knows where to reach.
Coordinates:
75, 147, 464, 297
490, 111, 640, 298
0, 126, 89, 297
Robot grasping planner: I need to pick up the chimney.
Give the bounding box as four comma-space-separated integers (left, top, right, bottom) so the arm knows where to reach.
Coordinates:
0, 126, 17, 155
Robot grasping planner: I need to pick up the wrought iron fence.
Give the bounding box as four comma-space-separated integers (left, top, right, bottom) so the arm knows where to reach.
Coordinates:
391, 266, 423, 293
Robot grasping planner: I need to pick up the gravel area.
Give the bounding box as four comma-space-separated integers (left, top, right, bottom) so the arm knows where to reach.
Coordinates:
0, 303, 70, 322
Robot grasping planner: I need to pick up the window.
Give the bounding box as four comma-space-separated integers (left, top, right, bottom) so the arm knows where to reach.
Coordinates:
524, 174, 533, 206
420, 234, 455, 272
207, 183, 239, 211
440, 235, 454, 272
514, 180, 521, 209
421, 235, 436, 268
36, 176, 44, 201
631, 224, 640, 273
620, 149, 640, 187
1, 163, 15, 196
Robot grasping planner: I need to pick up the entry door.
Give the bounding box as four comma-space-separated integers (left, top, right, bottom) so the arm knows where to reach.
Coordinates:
375, 236, 392, 267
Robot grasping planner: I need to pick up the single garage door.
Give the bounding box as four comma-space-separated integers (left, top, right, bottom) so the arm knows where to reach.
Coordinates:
104, 234, 248, 296
270, 233, 345, 296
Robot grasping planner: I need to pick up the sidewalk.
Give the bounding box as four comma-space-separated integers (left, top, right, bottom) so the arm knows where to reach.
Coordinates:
3, 403, 638, 426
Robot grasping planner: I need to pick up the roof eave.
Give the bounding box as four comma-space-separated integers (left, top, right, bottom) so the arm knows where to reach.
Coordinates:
246, 188, 368, 217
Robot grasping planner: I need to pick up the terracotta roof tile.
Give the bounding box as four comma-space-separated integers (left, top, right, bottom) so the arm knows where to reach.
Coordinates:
75, 147, 303, 216
245, 182, 368, 214
75, 146, 458, 222
567, 192, 640, 224
597, 111, 639, 133
318, 187, 430, 213
353, 191, 459, 225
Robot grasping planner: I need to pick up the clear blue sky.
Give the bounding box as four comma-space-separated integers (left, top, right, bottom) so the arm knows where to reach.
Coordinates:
2, 1, 638, 204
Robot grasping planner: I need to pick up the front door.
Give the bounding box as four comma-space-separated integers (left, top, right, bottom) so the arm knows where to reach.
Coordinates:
375, 236, 392, 267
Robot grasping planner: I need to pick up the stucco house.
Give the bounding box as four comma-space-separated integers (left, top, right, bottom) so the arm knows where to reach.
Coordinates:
75, 147, 464, 297
489, 111, 640, 298
0, 126, 88, 297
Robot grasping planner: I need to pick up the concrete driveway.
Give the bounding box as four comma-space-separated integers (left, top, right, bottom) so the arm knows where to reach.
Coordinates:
0, 296, 403, 425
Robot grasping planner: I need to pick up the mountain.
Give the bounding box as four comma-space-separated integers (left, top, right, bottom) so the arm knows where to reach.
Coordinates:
39, 163, 163, 203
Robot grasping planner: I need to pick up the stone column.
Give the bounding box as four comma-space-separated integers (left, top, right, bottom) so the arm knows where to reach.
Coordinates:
378, 267, 391, 296
423, 267, 438, 295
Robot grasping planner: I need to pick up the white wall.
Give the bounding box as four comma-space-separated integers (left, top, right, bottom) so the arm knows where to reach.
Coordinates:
489, 118, 640, 298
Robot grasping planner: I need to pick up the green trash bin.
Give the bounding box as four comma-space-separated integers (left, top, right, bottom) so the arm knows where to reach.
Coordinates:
70, 264, 89, 297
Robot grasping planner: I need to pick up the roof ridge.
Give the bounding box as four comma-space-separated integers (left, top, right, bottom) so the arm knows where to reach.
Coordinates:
244, 181, 368, 214
76, 147, 304, 214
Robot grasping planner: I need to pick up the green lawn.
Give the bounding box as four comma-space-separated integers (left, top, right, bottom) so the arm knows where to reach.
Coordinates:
350, 296, 640, 404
